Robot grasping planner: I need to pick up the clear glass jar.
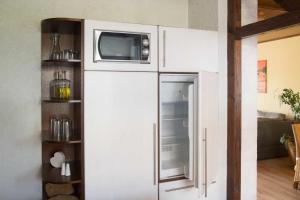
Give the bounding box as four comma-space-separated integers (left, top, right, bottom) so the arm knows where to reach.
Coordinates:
50, 33, 61, 60
50, 71, 71, 100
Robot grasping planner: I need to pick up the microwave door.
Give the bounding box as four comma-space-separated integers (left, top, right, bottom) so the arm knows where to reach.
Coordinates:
94, 30, 142, 62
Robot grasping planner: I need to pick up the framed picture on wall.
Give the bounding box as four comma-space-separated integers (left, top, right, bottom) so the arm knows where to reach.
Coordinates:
257, 60, 267, 93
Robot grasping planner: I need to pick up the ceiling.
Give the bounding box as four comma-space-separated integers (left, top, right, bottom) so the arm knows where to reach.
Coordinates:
259, 0, 283, 9
258, 0, 286, 21
257, 0, 300, 43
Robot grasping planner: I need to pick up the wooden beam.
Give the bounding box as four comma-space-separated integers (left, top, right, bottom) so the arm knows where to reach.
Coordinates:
274, 0, 300, 11
237, 10, 300, 38
227, 0, 241, 200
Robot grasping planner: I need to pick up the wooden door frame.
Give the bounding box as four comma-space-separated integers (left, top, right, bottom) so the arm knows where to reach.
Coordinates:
227, 0, 300, 199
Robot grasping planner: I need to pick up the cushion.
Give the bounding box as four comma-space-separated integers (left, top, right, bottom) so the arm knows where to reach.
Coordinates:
257, 110, 286, 120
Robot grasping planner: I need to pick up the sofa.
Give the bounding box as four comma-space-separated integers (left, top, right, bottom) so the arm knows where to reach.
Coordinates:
257, 110, 294, 160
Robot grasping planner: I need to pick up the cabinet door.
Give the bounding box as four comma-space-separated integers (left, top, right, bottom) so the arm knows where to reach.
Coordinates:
159, 27, 218, 73
199, 71, 219, 198
84, 71, 158, 200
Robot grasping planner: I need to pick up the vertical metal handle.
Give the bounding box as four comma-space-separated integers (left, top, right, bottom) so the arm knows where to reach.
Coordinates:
203, 128, 208, 197
162, 30, 166, 67
153, 123, 157, 185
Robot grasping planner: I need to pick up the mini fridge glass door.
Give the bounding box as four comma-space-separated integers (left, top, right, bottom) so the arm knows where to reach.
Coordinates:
159, 74, 198, 183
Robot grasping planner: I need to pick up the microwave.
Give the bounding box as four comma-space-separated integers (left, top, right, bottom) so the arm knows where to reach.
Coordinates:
94, 30, 151, 64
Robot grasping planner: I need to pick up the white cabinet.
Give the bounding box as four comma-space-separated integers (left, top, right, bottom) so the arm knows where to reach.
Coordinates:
199, 71, 219, 198
158, 27, 218, 73
84, 71, 158, 200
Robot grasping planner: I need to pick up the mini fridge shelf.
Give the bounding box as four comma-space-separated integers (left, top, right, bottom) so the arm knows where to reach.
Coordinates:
161, 135, 188, 144
162, 114, 187, 121
161, 101, 188, 105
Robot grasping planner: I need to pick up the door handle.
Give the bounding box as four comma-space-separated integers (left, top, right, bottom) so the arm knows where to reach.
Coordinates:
153, 123, 157, 185
162, 30, 166, 67
203, 128, 208, 197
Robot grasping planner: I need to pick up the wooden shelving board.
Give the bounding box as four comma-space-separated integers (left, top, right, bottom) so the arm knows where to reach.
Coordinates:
42, 163, 81, 184
42, 99, 82, 103
42, 138, 82, 144
42, 59, 81, 63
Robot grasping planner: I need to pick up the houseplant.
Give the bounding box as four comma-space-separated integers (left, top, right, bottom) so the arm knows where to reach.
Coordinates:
280, 134, 296, 165
279, 88, 300, 120
279, 88, 299, 164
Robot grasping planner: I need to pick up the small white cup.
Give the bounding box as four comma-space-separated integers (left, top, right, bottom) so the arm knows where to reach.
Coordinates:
61, 162, 66, 176
65, 163, 71, 177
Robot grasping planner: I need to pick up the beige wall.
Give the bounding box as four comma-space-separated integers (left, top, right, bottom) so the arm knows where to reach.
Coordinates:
258, 36, 300, 118
0, 1, 189, 199
188, 0, 218, 30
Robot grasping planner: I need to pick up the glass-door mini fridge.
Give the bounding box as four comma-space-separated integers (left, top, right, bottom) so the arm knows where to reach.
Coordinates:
159, 74, 198, 184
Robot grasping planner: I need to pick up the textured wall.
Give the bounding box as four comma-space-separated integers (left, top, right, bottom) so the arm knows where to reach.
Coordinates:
0, 0, 188, 199
258, 36, 300, 118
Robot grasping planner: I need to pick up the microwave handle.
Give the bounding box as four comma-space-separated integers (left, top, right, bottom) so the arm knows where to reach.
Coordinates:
94, 30, 103, 62
162, 30, 166, 67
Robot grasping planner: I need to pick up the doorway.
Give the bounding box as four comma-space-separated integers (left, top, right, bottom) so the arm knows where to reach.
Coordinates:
227, 0, 300, 199
257, 25, 300, 200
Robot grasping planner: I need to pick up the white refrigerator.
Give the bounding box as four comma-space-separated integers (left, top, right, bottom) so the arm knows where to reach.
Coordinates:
158, 74, 201, 200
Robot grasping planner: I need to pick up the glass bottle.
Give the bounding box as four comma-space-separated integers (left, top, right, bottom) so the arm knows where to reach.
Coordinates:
62, 71, 71, 100
50, 33, 61, 60
50, 71, 59, 99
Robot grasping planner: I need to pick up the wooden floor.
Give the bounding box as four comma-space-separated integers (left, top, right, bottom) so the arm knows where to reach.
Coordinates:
257, 157, 300, 200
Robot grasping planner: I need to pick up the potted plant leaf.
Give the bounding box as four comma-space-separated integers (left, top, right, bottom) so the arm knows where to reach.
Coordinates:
279, 88, 299, 164
279, 88, 300, 120
280, 134, 296, 165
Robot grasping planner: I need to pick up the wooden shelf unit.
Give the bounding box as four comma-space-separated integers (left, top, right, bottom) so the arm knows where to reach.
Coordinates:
41, 18, 84, 200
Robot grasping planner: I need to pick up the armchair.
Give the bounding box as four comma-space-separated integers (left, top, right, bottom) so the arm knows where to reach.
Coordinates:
291, 123, 300, 189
